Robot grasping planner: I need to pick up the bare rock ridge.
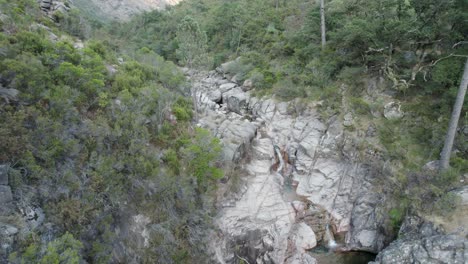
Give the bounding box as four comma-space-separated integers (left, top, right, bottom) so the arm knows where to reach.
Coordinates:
70, 0, 182, 21
184, 65, 395, 263
185, 61, 468, 263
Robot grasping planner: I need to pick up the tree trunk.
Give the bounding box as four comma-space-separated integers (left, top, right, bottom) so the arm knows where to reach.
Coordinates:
320, 0, 326, 49
440, 58, 468, 171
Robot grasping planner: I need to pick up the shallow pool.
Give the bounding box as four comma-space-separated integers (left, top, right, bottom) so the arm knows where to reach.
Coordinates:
309, 245, 376, 264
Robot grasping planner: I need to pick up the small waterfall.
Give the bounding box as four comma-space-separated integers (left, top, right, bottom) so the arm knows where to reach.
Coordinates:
325, 224, 338, 249
274, 145, 284, 174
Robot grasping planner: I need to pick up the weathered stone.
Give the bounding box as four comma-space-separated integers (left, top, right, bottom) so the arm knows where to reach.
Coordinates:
0, 164, 8, 185
398, 215, 443, 240
0, 223, 18, 258
371, 235, 467, 264
19, 206, 45, 230
62, 0, 181, 21
293, 223, 317, 252
0, 88, 19, 104
106, 64, 118, 75
242, 79, 253, 91
423, 160, 440, 172
366, 124, 377, 137
345, 191, 392, 253
224, 88, 247, 114
343, 112, 353, 127
190, 68, 389, 263
0, 185, 12, 204
219, 82, 237, 93
73, 40, 84, 49
383, 101, 404, 120
130, 214, 151, 248
292, 201, 307, 217
252, 138, 274, 160
208, 89, 222, 103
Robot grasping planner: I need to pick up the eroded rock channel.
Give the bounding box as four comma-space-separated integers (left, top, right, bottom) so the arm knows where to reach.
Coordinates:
184, 68, 394, 263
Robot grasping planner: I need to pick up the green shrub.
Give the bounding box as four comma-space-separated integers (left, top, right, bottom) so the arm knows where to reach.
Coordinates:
273, 78, 306, 100
224, 59, 254, 82
163, 148, 180, 174
172, 98, 193, 121
349, 96, 371, 115
182, 128, 223, 192
389, 206, 406, 232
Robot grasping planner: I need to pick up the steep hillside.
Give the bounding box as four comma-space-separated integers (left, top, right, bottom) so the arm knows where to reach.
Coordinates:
0, 1, 219, 263
72, 0, 182, 21
1, 0, 467, 263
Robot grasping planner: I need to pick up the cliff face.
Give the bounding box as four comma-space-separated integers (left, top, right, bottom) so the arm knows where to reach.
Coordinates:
71, 0, 182, 20
183, 64, 397, 263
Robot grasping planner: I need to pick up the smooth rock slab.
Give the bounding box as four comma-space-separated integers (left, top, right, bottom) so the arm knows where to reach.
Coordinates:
252, 138, 274, 160
219, 82, 237, 93
293, 223, 317, 253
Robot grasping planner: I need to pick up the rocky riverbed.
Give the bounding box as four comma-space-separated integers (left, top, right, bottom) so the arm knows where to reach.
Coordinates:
183, 66, 398, 263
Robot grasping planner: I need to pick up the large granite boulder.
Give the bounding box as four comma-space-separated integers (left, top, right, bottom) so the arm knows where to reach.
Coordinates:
383, 101, 404, 120
371, 235, 467, 264
223, 88, 247, 114
345, 191, 393, 253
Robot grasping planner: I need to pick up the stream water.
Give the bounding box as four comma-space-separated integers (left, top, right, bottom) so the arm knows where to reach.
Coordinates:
310, 245, 376, 264
275, 142, 374, 263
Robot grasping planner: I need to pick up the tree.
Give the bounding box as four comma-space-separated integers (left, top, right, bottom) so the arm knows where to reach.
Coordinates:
440, 58, 468, 170
320, 0, 326, 49
40, 232, 83, 264
182, 128, 223, 192
175, 16, 210, 69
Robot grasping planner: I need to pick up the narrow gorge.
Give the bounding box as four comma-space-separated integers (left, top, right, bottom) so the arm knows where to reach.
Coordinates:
1, 0, 467, 263
184, 65, 393, 263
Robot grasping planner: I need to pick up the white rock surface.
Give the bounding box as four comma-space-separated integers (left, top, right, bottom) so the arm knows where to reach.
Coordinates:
189, 70, 386, 262
293, 223, 317, 252
383, 101, 404, 119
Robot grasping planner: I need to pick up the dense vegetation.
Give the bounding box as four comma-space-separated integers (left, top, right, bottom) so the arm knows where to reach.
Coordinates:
104, 0, 468, 226
1, 0, 222, 263
1, 0, 467, 262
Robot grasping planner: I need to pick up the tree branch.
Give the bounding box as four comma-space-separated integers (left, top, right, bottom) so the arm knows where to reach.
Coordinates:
452, 41, 468, 49
430, 53, 468, 67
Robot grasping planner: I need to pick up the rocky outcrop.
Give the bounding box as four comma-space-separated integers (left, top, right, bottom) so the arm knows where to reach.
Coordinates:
0, 223, 18, 258
345, 190, 394, 253
0, 165, 47, 262
372, 209, 468, 264
37, 0, 71, 19
188, 69, 391, 263
371, 234, 467, 264
0, 165, 15, 260
72, 0, 182, 21
0, 165, 13, 207
0, 87, 19, 105
383, 101, 403, 120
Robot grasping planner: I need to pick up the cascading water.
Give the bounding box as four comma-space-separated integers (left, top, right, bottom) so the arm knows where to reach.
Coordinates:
274, 145, 284, 174
325, 224, 338, 249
